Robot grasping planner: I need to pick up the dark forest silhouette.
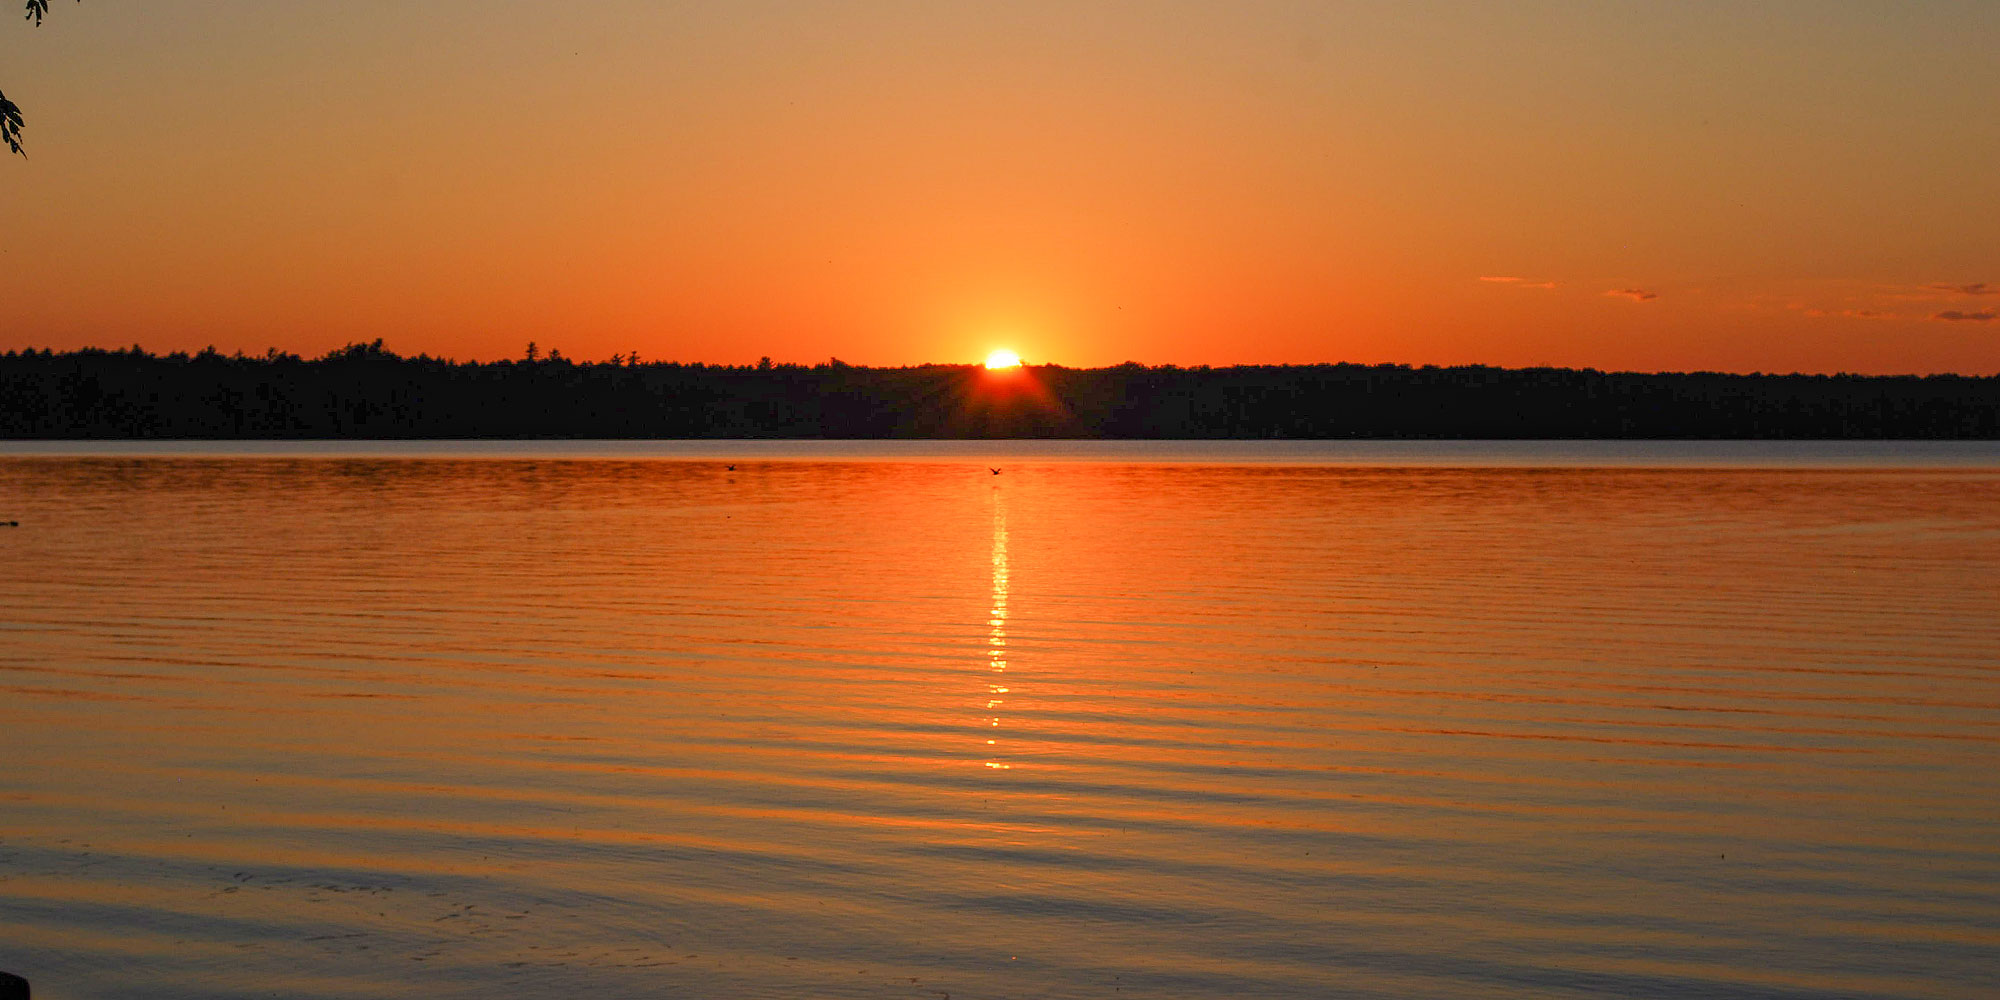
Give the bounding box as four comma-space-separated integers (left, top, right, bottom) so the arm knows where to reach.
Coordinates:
1, 342, 1995, 439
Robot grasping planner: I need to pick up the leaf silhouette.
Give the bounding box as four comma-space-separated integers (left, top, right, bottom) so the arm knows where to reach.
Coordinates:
0, 91, 23, 156
8, 0, 78, 156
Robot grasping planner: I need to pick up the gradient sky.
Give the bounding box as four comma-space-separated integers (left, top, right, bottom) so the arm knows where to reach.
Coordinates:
3, 1, 1996, 372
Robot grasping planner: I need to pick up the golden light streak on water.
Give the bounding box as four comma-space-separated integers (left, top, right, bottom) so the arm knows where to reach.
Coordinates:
987, 490, 1012, 771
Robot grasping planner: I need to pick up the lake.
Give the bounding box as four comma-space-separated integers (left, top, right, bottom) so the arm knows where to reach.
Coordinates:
3, 442, 1998, 999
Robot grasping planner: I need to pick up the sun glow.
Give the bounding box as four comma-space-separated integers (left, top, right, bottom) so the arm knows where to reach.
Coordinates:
985, 349, 1022, 370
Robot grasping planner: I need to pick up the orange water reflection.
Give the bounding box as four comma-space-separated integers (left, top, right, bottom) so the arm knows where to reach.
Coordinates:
1, 456, 1998, 1000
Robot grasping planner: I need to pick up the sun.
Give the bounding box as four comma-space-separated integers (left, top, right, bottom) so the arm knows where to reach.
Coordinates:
984, 349, 1022, 370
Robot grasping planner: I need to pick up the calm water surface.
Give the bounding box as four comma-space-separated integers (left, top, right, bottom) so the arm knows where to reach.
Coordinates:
2, 442, 1998, 999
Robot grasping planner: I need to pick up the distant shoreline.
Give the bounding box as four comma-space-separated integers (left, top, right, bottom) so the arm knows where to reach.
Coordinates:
4, 345, 1996, 440
4, 440, 1999, 471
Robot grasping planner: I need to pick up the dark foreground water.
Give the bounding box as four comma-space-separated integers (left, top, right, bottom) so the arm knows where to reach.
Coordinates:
2, 442, 1998, 1000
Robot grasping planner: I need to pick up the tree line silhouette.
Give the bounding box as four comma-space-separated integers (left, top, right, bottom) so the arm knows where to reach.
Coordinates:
2, 342, 1995, 438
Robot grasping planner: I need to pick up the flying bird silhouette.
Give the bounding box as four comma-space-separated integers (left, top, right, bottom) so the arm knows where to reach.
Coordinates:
989, 468, 1001, 475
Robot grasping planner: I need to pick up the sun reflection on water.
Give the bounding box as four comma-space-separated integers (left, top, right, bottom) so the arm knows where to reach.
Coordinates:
984, 487, 1011, 769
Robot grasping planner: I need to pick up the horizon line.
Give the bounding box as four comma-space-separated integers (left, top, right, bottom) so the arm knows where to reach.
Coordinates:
4, 343, 1998, 380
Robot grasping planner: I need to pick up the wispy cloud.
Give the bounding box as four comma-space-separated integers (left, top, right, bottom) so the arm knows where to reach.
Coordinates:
1934, 310, 1998, 322
1925, 282, 1995, 296
1479, 276, 1522, 283
1802, 307, 1891, 319
1604, 288, 1658, 302
1478, 276, 1558, 289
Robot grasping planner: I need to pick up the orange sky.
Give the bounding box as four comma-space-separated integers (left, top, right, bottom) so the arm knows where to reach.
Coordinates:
3, 1, 1996, 372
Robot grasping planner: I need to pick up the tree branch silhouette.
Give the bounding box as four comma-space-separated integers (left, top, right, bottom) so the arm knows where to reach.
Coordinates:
5, 0, 77, 156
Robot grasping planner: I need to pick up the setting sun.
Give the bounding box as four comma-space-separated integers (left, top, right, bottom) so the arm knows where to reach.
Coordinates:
985, 349, 1022, 370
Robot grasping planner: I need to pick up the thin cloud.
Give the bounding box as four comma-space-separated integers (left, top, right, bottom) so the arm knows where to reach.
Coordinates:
1925, 282, 1995, 296
1934, 310, 1998, 322
1478, 276, 1558, 289
1803, 308, 1891, 320
1605, 288, 1658, 302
